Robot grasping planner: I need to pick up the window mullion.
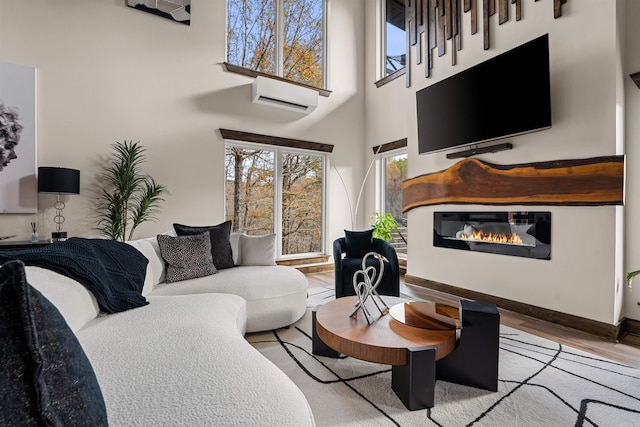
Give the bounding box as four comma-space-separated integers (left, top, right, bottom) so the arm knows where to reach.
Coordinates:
276, 0, 284, 78
381, 0, 387, 79
275, 148, 284, 258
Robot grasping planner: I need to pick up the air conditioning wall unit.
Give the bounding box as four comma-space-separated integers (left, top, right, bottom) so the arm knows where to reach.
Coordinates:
252, 76, 318, 114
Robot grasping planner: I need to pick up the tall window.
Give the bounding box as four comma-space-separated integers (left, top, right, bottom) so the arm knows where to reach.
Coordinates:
378, 149, 408, 256
383, 0, 406, 77
227, 0, 325, 88
225, 142, 325, 257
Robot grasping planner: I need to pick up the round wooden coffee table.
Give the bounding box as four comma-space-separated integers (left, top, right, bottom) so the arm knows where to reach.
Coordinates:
312, 295, 460, 410
314, 296, 458, 366
313, 296, 501, 410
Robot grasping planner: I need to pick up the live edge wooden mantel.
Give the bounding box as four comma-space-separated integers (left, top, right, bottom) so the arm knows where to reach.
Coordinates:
402, 155, 625, 212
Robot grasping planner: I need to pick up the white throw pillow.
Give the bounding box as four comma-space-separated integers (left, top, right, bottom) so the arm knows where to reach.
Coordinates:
127, 237, 166, 294
239, 233, 277, 266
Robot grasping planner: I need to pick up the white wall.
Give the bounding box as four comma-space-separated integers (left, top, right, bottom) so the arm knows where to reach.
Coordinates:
0, 0, 365, 253
624, 0, 640, 322
364, 0, 637, 325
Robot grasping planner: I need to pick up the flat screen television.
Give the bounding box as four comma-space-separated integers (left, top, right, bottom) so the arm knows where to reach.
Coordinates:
416, 34, 551, 155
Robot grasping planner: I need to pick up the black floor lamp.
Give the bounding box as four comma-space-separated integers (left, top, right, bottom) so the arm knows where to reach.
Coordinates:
37, 167, 80, 241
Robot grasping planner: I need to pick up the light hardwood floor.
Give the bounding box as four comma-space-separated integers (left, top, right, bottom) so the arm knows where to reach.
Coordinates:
305, 271, 640, 368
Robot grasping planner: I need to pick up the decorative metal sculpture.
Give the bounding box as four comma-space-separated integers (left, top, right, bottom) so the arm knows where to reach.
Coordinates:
350, 252, 390, 325
404, 0, 569, 86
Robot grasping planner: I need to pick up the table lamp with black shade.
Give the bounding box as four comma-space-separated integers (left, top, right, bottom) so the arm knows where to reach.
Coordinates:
37, 167, 80, 241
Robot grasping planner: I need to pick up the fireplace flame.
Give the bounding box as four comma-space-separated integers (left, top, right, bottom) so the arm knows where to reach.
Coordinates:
462, 230, 524, 245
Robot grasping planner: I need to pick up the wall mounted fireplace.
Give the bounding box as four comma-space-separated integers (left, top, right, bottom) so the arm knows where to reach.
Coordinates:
434, 212, 551, 260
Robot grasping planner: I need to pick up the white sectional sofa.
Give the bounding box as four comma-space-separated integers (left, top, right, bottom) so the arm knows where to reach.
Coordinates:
3, 233, 313, 426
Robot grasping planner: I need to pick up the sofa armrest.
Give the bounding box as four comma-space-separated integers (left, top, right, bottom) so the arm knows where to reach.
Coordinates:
333, 237, 346, 288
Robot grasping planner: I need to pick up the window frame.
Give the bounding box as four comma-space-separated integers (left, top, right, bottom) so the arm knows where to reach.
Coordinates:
376, 146, 408, 258
224, 140, 328, 259
376, 0, 407, 86
225, 0, 328, 90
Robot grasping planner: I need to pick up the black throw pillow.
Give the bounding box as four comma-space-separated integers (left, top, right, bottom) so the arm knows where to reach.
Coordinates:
174, 221, 235, 269
344, 229, 374, 258
0, 260, 108, 426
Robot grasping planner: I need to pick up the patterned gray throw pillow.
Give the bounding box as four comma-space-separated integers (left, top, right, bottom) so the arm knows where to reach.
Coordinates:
157, 233, 217, 283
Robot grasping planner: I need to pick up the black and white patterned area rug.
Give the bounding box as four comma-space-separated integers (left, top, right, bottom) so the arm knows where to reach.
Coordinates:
247, 286, 640, 426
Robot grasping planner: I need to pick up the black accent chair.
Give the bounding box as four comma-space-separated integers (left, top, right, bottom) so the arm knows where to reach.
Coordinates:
333, 237, 400, 298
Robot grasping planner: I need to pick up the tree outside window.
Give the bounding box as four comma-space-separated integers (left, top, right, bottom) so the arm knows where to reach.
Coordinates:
225, 143, 325, 257
281, 153, 323, 254
227, 0, 325, 88
225, 147, 275, 234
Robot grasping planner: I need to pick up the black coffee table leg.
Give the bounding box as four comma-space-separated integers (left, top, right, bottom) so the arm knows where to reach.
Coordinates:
392, 346, 436, 410
312, 305, 340, 358
436, 300, 500, 391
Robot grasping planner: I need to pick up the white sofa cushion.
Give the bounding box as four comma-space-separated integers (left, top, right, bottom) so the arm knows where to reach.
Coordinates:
151, 265, 302, 300
25, 266, 100, 333
149, 265, 307, 332
77, 294, 314, 426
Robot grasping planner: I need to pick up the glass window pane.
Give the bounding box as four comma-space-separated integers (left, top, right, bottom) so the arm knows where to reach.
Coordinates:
385, 0, 406, 76
227, 0, 277, 75
281, 152, 323, 255
282, 0, 324, 87
225, 147, 275, 234
384, 153, 407, 255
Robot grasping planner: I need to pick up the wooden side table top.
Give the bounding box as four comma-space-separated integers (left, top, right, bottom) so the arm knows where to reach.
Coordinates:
315, 296, 458, 366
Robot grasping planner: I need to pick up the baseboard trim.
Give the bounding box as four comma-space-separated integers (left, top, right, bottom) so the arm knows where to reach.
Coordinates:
622, 318, 640, 336
404, 274, 623, 342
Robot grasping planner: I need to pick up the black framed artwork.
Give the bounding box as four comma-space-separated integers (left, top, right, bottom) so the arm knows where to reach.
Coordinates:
0, 61, 37, 214
127, 1, 191, 25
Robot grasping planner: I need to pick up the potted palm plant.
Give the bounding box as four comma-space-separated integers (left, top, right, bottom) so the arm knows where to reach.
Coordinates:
96, 140, 167, 242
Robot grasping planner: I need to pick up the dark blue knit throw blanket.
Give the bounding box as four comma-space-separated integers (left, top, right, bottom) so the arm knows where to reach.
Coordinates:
0, 238, 149, 313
